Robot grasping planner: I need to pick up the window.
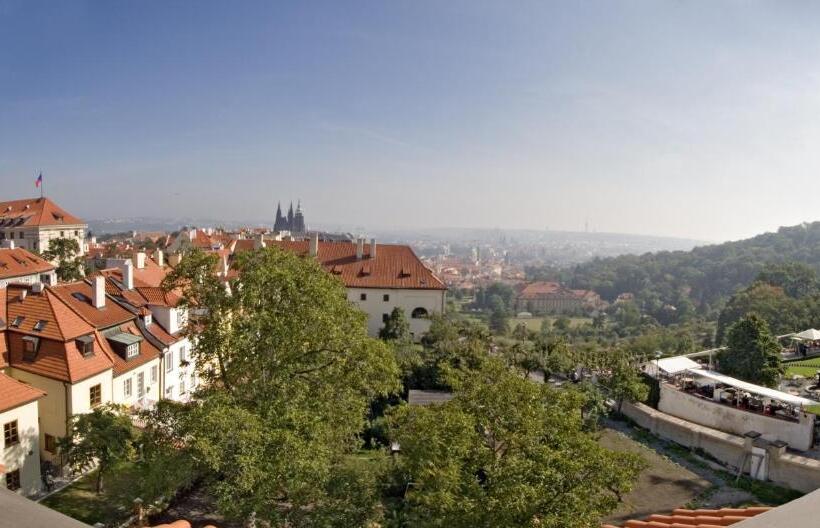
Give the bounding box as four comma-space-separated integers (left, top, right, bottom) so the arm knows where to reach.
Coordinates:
89, 384, 102, 407
165, 385, 174, 399
11, 316, 24, 328
411, 307, 429, 319
382, 313, 389, 323
151, 365, 158, 384
75, 230, 79, 237
176, 309, 187, 328
124, 378, 132, 398
33, 320, 47, 332
360, 293, 367, 301
76, 335, 95, 357
60, 231, 64, 237
22, 336, 39, 361
179, 346, 187, 364
8, 232, 13, 240
190, 372, 197, 389
180, 379, 186, 395
383, 294, 390, 302
45, 434, 56, 453
165, 351, 174, 372
4, 420, 19, 447
18, 232, 23, 240
125, 343, 139, 359
137, 372, 145, 398
5, 469, 20, 491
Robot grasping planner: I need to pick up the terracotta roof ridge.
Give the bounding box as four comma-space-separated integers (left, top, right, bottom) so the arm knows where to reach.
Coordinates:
48, 283, 97, 328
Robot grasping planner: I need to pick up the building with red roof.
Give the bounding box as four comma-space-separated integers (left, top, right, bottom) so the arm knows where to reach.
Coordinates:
0, 247, 56, 288
0, 197, 87, 256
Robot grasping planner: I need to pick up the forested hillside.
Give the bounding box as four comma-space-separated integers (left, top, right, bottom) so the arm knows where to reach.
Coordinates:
529, 221, 820, 323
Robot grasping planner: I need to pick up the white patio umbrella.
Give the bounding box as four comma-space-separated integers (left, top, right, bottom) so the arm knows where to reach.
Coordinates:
794, 328, 820, 341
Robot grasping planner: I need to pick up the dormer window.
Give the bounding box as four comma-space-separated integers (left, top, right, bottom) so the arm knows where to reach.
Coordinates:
76, 334, 95, 357
143, 313, 152, 325
33, 320, 47, 332
125, 343, 139, 359
105, 331, 143, 361
11, 316, 24, 328
22, 336, 40, 361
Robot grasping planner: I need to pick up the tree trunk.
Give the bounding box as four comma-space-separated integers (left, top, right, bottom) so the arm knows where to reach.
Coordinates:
96, 470, 104, 494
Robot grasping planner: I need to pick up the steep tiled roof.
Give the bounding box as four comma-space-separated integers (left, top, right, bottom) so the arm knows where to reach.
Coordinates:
265, 241, 446, 290
0, 197, 84, 227
0, 372, 45, 412
6, 329, 113, 382
6, 286, 93, 340
602, 507, 772, 528
0, 248, 55, 280
50, 281, 134, 330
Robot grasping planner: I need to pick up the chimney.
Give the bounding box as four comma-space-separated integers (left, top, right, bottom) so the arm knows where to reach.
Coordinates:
188, 228, 197, 242
370, 238, 377, 259
133, 251, 146, 269
19, 290, 27, 301
254, 234, 266, 250
154, 249, 164, 267
92, 275, 106, 309
121, 260, 134, 290
309, 233, 319, 257
168, 253, 182, 267
31, 282, 44, 294
356, 238, 364, 260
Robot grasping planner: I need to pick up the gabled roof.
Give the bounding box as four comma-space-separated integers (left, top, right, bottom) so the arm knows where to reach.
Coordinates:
6, 329, 113, 383
5, 286, 94, 340
264, 241, 446, 290
0, 248, 55, 280
602, 506, 772, 527
49, 281, 134, 330
0, 197, 84, 228
0, 372, 45, 412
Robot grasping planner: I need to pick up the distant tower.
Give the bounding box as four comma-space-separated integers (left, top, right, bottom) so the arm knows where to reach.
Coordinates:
287, 202, 295, 231
293, 200, 306, 233
274, 202, 287, 232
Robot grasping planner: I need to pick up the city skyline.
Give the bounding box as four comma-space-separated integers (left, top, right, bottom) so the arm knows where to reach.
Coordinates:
4, 1, 820, 242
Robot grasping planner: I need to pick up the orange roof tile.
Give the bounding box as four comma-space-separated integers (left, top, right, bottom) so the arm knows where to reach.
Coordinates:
264, 241, 446, 290
0, 248, 55, 281
0, 197, 84, 228
0, 372, 45, 412
5, 286, 94, 340
6, 330, 113, 383
49, 281, 134, 330
602, 506, 772, 528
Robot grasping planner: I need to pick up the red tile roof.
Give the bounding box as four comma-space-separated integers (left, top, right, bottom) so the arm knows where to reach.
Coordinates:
265, 241, 446, 290
602, 506, 772, 528
0, 197, 84, 227
6, 329, 113, 383
0, 372, 45, 412
5, 286, 93, 341
49, 281, 134, 330
517, 281, 579, 300
0, 248, 55, 281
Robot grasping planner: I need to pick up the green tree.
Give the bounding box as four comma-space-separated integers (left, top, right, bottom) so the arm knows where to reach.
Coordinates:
380, 307, 411, 342
154, 247, 399, 525
42, 237, 84, 281
58, 404, 134, 493
387, 359, 645, 527
719, 314, 785, 387
598, 349, 649, 414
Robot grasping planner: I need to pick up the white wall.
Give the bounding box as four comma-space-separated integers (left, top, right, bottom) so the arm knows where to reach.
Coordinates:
658, 384, 815, 451
7, 369, 67, 463
0, 400, 42, 496
68, 370, 113, 417
150, 306, 186, 336
161, 337, 196, 402
347, 288, 445, 340
112, 358, 161, 407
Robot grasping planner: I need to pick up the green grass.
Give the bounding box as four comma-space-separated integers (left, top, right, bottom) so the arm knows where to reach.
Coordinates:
511, 315, 592, 332
41, 461, 144, 526
784, 356, 820, 378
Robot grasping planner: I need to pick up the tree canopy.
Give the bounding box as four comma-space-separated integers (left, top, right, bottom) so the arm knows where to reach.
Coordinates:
153, 247, 400, 524
387, 359, 645, 528
42, 237, 84, 281
718, 314, 784, 387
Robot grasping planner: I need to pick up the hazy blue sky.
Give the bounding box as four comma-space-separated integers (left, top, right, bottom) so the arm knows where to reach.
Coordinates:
2, 1, 820, 241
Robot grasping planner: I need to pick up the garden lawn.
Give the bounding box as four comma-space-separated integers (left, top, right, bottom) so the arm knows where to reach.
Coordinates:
41, 461, 143, 526
784, 357, 820, 378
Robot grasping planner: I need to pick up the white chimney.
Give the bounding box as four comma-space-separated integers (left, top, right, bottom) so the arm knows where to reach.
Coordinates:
154, 249, 164, 267
121, 260, 134, 290
188, 228, 197, 241
254, 234, 266, 250
133, 251, 146, 269
309, 233, 319, 257
19, 290, 27, 301
356, 238, 364, 260
370, 238, 377, 259
92, 275, 106, 309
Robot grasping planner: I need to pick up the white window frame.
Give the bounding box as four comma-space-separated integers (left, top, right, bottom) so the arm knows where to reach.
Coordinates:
165, 350, 174, 372
124, 378, 132, 398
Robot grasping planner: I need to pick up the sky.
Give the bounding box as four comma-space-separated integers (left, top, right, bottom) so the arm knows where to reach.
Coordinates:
2, 1, 820, 242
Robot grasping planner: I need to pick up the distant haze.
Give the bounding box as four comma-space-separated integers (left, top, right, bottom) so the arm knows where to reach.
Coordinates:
3, 1, 820, 242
